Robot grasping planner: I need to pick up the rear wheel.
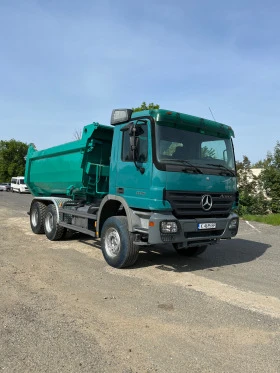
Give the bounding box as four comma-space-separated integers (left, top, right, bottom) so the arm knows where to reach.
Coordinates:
173, 244, 208, 257
30, 201, 47, 234
101, 216, 139, 268
44, 204, 65, 241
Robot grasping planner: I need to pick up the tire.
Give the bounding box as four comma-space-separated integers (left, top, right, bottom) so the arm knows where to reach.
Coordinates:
44, 204, 65, 241
11, 188, 14, 193
173, 244, 208, 257
101, 216, 139, 268
30, 201, 47, 234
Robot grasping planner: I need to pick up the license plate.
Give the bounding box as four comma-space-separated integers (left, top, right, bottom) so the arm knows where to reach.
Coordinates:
198, 223, 216, 230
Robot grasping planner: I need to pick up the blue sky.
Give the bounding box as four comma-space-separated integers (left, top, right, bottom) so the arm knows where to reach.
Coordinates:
0, 0, 279, 163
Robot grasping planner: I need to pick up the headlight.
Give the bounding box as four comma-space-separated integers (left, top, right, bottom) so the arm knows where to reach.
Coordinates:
160, 221, 178, 233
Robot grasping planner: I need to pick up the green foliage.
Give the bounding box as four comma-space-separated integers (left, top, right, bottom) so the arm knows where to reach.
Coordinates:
252, 159, 268, 168
238, 191, 270, 216
132, 102, 160, 112
0, 140, 29, 182
237, 155, 269, 216
201, 146, 216, 158
242, 214, 280, 226
260, 141, 280, 213
237, 141, 280, 216
237, 156, 256, 194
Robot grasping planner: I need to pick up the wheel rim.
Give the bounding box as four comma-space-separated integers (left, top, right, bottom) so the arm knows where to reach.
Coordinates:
31, 209, 39, 227
45, 212, 54, 233
105, 227, 121, 258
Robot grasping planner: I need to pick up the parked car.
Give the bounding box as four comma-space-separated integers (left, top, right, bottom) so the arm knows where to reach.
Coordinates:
0, 183, 11, 191
10, 177, 29, 193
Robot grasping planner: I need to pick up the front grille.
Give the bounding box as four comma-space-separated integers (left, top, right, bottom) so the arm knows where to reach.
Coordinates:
165, 191, 235, 218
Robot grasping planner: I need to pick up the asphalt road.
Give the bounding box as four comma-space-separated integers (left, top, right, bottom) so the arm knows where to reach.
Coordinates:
0, 191, 280, 372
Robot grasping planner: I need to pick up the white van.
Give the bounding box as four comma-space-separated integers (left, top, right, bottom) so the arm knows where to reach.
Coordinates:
11, 176, 30, 193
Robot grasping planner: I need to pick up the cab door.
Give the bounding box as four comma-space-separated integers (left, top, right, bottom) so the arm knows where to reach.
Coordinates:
115, 119, 152, 209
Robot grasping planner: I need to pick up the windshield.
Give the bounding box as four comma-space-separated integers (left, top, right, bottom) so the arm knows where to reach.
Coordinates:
155, 122, 236, 175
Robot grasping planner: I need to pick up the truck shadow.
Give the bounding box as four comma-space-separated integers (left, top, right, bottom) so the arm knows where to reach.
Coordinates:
135, 238, 271, 272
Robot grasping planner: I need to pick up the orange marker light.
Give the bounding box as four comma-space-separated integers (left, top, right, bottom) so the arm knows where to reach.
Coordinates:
149, 221, 155, 227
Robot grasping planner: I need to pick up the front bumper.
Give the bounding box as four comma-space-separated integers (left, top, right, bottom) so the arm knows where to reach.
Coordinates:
147, 212, 239, 246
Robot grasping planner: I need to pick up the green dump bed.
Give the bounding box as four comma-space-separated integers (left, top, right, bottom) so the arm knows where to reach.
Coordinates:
25, 123, 114, 201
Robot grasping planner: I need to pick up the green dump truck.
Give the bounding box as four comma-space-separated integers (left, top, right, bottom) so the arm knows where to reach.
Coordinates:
25, 108, 239, 268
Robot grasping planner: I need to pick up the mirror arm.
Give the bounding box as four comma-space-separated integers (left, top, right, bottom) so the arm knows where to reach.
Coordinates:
131, 145, 145, 174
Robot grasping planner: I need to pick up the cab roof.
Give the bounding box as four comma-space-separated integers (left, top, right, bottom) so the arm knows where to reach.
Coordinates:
132, 108, 235, 138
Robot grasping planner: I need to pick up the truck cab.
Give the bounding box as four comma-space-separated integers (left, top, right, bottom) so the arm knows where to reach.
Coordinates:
102, 109, 238, 254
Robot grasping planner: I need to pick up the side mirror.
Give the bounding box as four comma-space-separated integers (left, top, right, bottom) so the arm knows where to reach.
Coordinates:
129, 127, 144, 174
134, 125, 145, 137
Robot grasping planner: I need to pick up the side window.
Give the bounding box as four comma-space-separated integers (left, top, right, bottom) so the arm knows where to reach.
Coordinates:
137, 128, 148, 163
121, 124, 148, 163
122, 130, 132, 162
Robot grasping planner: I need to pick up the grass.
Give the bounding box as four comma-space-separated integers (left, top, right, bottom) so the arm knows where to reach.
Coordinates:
242, 214, 280, 226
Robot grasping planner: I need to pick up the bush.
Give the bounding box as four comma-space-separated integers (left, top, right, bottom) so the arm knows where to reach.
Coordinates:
237, 191, 269, 216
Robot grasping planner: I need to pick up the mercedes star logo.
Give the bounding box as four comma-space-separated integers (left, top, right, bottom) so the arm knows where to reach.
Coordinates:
201, 194, 213, 211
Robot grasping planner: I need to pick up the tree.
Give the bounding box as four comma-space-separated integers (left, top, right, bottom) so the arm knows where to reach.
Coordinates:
132, 102, 160, 112
236, 156, 256, 194
73, 129, 82, 140
0, 140, 29, 182
201, 146, 216, 158
236, 155, 269, 215
252, 159, 268, 168
261, 141, 280, 213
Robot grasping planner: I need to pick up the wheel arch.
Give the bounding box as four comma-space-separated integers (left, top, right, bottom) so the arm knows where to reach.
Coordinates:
30, 197, 72, 222
97, 195, 133, 237
31, 198, 51, 208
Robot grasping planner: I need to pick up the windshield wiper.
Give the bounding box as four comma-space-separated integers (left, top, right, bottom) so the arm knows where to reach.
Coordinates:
172, 159, 204, 174
206, 163, 235, 176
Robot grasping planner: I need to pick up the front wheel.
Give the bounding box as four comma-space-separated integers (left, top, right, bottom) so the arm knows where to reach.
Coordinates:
44, 204, 65, 241
101, 216, 139, 268
173, 244, 208, 257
